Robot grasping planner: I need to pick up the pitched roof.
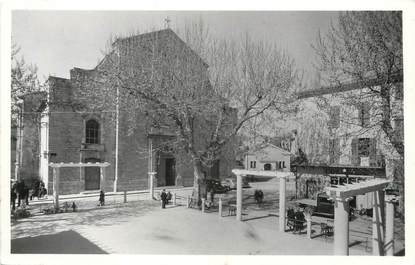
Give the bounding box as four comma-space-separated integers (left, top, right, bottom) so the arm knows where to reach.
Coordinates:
113, 28, 208, 67
297, 71, 403, 99
247, 143, 291, 156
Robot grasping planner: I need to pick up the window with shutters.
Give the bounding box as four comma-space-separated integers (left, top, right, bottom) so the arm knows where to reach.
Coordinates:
85, 119, 99, 144
328, 106, 340, 128
358, 104, 370, 127
395, 85, 403, 100
358, 138, 370, 157
352, 138, 377, 166
394, 119, 404, 142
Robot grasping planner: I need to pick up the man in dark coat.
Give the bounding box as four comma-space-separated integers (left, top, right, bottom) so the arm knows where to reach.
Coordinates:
16, 180, 25, 207
161, 189, 167, 209
11, 181, 17, 211
99, 190, 105, 206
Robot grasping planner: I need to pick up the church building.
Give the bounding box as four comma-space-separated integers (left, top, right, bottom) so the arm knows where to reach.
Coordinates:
16, 29, 235, 195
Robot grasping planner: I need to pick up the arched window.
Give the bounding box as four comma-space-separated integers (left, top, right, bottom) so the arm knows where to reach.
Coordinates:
264, 163, 271, 171
85, 119, 99, 144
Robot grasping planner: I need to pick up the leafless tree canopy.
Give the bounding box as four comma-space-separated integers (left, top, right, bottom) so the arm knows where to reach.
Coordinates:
11, 43, 42, 126
73, 21, 298, 200
313, 11, 403, 158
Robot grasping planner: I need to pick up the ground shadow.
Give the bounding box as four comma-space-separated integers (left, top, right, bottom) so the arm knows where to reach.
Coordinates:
11, 200, 161, 239
11, 230, 107, 254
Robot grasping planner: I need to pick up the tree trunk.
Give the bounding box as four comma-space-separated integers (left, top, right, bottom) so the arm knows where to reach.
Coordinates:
192, 158, 206, 208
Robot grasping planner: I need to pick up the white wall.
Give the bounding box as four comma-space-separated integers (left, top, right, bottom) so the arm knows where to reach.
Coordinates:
245, 146, 291, 172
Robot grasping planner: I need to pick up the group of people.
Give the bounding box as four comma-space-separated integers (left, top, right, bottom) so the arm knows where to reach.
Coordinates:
10, 179, 48, 211
254, 189, 264, 207
10, 180, 29, 210
160, 189, 172, 208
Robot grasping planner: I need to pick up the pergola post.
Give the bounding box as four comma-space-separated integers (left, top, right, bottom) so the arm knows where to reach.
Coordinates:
148, 172, 156, 200
53, 167, 60, 210
100, 166, 106, 191
218, 197, 223, 218
325, 178, 391, 256
236, 173, 243, 221
384, 196, 396, 256
201, 198, 206, 213
373, 190, 385, 256
279, 176, 286, 232
334, 198, 349, 255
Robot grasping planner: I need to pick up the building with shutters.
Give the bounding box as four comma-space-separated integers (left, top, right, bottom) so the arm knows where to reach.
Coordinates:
296, 73, 403, 178
292, 75, 403, 210
15, 29, 236, 195
244, 143, 291, 172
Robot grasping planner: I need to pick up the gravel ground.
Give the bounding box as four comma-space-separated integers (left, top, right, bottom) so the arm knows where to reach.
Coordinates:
10, 180, 404, 255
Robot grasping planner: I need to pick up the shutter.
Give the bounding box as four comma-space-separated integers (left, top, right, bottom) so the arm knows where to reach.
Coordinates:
364, 105, 371, 127
334, 107, 340, 128
329, 139, 334, 164
334, 138, 340, 164
351, 138, 359, 166
328, 107, 340, 128
358, 105, 363, 127
369, 138, 377, 166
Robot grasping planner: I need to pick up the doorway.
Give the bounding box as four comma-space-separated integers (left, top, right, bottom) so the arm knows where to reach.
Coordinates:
85, 158, 100, 190
165, 158, 176, 186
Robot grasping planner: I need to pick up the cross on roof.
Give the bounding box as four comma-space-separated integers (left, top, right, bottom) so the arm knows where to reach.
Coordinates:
164, 17, 171, 29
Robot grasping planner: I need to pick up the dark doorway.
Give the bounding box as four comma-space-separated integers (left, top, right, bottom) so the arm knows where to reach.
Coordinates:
165, 158, 176, 186
264, 163, 271, 171
85, 158, 100, 190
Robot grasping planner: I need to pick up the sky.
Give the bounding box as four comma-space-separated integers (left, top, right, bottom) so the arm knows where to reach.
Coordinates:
12, 11, 338, 85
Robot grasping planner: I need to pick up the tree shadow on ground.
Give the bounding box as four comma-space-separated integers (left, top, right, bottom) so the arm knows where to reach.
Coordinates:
11, 200, 160, 239
11, 230, 107, 254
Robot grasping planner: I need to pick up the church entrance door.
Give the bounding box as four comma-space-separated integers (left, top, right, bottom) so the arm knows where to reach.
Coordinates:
165, 158, 176, 186
85, 158, 100, 190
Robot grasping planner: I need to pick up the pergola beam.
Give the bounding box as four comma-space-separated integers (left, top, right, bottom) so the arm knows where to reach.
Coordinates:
49, 162, 111, 210
232, 169, 294, 232
49, 162, 110, 168
232, 169, 293, 178
325, 178, 392, 256
326, 179, 390, 199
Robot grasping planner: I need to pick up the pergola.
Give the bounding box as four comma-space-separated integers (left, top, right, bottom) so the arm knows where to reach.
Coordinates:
324, 178, 396, 256
49, 162, 110, 209
232, 169, 294, 232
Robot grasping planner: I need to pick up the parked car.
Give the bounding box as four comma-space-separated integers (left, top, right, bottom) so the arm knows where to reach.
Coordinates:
221, 176, 251, 190
306, 193, 355, 220
205, 179, 229, 194
221, 178, 236, 190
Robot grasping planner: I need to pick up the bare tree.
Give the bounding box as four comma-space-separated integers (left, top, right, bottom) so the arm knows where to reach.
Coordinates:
312, 11, 403, 158
74, 22, 298, 203
11, 42, 42, 126
312, 11, 404, 216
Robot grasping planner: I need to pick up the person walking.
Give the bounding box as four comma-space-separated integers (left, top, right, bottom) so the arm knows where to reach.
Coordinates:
161, 189, 167, 209
166, 191, 172, 205
99, 190, 105, 206
10, 181, 17, 211
16, 180, 25, 207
